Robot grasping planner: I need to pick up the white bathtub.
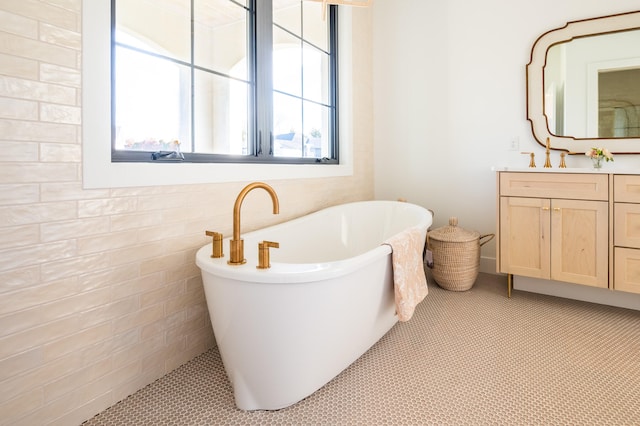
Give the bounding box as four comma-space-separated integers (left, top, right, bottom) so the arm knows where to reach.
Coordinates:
195, 200, 433, 411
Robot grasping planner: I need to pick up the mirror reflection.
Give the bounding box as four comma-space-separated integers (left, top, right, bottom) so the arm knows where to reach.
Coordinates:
544, 29, 640, 139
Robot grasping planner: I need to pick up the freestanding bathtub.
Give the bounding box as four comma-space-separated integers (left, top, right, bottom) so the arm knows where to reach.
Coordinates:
195, 200, 433, 411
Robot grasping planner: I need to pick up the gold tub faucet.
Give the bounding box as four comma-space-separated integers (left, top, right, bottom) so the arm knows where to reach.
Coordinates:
228, 182, 280, 265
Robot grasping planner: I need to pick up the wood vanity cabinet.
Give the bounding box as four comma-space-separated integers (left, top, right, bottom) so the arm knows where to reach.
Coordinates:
613, 175, 640, 294
497, 172, 609, 289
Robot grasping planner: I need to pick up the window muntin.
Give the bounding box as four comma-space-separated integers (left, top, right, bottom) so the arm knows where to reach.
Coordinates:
111, 0, 338, 164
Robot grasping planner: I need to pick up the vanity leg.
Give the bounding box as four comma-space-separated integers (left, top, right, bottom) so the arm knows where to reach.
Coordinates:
507, 274, 513, 298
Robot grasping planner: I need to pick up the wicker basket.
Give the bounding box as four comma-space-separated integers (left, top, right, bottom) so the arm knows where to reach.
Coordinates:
426, 217, 494, 291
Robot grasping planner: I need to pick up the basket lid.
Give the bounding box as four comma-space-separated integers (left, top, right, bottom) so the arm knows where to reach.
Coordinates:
428, 217, 480, 243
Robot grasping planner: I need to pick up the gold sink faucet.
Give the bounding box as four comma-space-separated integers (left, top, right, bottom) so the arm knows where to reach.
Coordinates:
228, 182, 280, 265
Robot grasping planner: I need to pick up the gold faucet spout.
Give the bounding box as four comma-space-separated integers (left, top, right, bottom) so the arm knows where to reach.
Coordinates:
228, 182, 280, 265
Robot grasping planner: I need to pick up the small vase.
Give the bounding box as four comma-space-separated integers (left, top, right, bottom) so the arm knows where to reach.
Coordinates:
592, 156, 603, 169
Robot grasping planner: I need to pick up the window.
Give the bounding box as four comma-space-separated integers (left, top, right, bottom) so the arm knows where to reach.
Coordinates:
111, 0, 339, 164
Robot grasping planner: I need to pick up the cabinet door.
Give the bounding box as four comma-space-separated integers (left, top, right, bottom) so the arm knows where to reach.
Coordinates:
614, 247, 640, 294
499, 197, 550, 278
614, 202, 640, 249
550, 199, 608, 288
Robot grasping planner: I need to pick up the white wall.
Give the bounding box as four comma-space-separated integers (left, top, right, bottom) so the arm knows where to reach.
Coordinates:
372, 0, 640, 270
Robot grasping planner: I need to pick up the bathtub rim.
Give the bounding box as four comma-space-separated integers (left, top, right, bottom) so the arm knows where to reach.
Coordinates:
195, 200, 432, 284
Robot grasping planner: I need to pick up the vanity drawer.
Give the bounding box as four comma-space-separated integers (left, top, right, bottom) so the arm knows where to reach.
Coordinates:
614, 175, 640, 203
614, 203, 640, 248
614, 247, 640, 295
499, 172, 608, 200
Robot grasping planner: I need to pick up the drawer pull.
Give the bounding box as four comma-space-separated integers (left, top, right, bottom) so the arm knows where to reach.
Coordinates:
553, 207, 561, 212
542, 206, 550, 211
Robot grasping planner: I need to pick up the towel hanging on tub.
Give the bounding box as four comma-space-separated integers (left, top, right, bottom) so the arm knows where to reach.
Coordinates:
383, 225, 428, 322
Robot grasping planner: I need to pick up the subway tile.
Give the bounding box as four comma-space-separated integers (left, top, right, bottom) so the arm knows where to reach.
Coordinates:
111, 273, 165, 300
140, 282, 184, 309
0, 10, 37, 39
40, 103, 81, 124
0, 75, 76, 105
40, 287, 112, 325
0, 347, 41, 382
39, 63, 80, 88
42, 0, 81, 13
165, 262, 201, 285
0, 141, 39, 162
77, 229, 139, 255
78, 330, 139, 367
139, 252, 186, 276
0, 162, 78, 183
0, 350, 80, 402
0, 240, 76, 273
0, 31, 77, 68
47, 392, 113, 426
165, 345, 206, 373
78, 197, 138, 218
40, 216, 109, 242
0, 388, 44, 426
186, 325, 215, 351
40, 182, 110, 202
0, 118, 77, 143
0, 224, 39, 250
0, 201, 77, 227
39, 22, 80, 50
78, 296, 139, 329
0, 266, 40, 294
0, 0, 78, 32
44, 357, 112, 403
136, 192, 195, 212
164, 288, 205, 317
0, 277, 77, 316
109, 211, 163, 232
136, 222, 185, 243
0, 97, 38, 120
28, 381, 110, 426
165, 315, 202, 347
161, 234, 204, 254
42, 322, 111, 361
77, 263, 139, 292
39, 142, 81, 162
40, 253, 110, 283
0, 53, 38, 80
108, 241, 165, 267
112, 304, 164, 335
139, 316, 168, 342
0, 315, 79, 360
0, 305, 43, 337
112, 333, 164, 371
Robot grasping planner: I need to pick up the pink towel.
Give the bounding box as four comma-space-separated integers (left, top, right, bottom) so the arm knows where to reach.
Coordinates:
384, 226, 428, 322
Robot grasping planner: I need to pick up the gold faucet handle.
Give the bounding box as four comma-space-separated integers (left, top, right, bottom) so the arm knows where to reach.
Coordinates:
257, 241, 279, 269
205, 230, 224, 258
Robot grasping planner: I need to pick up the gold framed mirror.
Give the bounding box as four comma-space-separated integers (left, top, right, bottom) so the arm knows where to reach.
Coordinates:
527, 10, 640, 154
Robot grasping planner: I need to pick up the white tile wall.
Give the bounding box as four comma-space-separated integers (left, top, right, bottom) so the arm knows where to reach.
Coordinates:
0, 1, 373, 424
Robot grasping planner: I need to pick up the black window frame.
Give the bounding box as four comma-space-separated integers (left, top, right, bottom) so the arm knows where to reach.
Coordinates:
110, 0, 339, 165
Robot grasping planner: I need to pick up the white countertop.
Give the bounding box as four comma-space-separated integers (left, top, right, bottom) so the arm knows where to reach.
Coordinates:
492, 166, 640, 174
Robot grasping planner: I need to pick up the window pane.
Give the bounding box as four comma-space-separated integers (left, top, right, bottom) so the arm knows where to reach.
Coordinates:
303, 2, 328, 51
303, 45, 329, 104
115, 0, 190, 63
194, 0, 248, 80
273, 28, 302, 97
194, 70, 250, 155
114, 46, 191, 151
303, 100, 330, 159
273, 92, 303, 157
273, 0, 301, 37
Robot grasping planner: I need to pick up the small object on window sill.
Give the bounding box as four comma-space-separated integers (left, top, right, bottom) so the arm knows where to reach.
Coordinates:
151, 151, 184, 161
